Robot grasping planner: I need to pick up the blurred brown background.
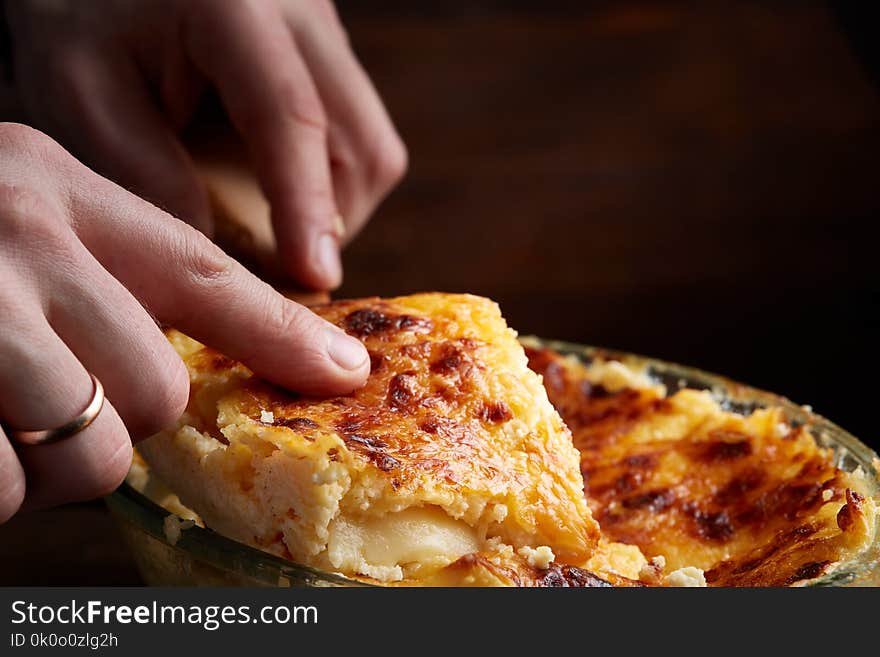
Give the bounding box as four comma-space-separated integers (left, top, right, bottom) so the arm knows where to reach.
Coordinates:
338, 0, 879, 445
1, 0, 877, 584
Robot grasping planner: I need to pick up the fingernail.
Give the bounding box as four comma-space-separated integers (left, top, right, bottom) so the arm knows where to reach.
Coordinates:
333, 214, 346, 239
326, 330, 368, 370
315, 233, 343, 288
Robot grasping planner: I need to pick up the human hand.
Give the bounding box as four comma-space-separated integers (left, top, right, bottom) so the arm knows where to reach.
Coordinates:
3, 0, 407, 290
0, 123, 370, 522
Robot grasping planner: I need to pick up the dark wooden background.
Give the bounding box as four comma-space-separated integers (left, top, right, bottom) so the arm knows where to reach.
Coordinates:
2, 0, 877, 585
339, 0, 879, 442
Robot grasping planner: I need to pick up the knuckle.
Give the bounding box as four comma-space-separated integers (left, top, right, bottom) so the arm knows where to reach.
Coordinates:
299, 183, 336, 215
0, 184, 44, 235
0, 182, 41, 214
264, 297, 317, 340
0, 287, 36, 340
278, 81, 328, 137
177, 228, 236, 292
0, 123, 64, 166
238, 62, 327, 139
0, 122, 50, 153
0, 314, 40, 373
367, 133, 409, 191
0, 182, 69, 247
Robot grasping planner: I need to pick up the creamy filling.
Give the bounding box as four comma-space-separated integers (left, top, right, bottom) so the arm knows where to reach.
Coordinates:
325, 507, 481, 582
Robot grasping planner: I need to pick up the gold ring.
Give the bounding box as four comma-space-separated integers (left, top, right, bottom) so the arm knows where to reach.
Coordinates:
9, 373, 105, 446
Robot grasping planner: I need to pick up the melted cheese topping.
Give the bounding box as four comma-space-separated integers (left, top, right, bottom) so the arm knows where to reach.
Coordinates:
526, 345, 878, 587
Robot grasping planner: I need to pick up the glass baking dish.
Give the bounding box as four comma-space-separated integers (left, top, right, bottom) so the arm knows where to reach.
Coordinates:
105, 338, 880, 587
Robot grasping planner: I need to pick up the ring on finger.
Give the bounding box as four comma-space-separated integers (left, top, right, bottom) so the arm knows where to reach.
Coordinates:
6, 373, 105, 446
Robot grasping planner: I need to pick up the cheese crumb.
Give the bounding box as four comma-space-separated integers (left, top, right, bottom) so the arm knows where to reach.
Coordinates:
586, 360, 655, 392
490, 503, 509, 523
485, 536, 515, 559
638, 555, 667, 583
163, 515, 195, 546
663, 566, 707, 587
822, 489, 834, 502
517, 545, 555, 570
260, 410, 274, 424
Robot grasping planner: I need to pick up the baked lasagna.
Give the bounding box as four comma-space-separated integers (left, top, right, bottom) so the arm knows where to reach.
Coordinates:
135, 293, 878, 586
138, 293, 600, 583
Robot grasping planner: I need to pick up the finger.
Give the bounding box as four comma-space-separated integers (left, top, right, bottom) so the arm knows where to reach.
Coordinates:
0, 428, 26, 523
44, 45, 213, 234
287, 7, 408, 241
0, 317, 131, 510
0, 309, 99, 431
44, 240, 189, 441
183, 1, 342, 289
16, 400, 132, 511
70, 178, 369, 396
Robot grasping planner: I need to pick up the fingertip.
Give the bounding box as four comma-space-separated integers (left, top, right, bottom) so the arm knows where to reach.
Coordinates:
313, 232, 343, 289
305, 332, 368, 395
283, 325, 369, 396
326, 328, 369, 373
124, 352, 190, 442
278, 228, 343, 291
263, 327, 368, 397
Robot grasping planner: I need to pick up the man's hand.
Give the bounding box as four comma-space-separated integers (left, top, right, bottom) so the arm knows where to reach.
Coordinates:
4, 0, 407, 290
0, 123, 370, 522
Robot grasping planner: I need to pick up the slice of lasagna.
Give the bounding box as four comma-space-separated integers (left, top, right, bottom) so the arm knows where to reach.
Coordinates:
138, 293, 599, 582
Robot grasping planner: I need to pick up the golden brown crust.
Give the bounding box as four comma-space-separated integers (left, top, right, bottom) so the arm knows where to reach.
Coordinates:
525, 345, 876, 586
218, 295, 597, 560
